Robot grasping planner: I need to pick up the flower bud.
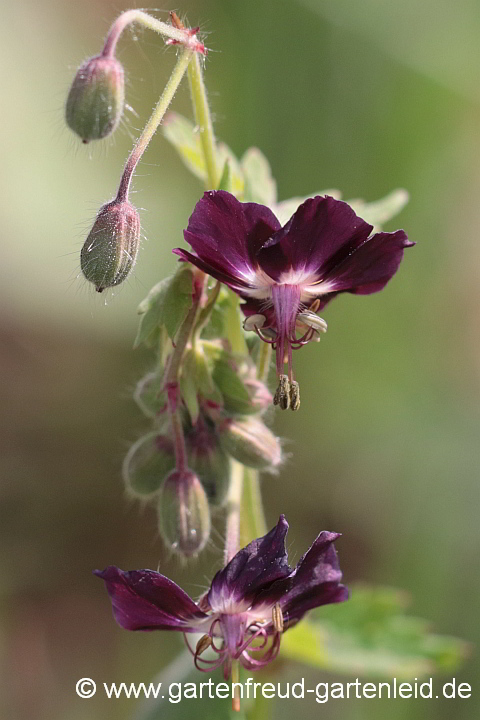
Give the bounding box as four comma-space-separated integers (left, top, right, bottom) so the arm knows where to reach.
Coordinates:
186, 422, 230, 507
133, 372, 167, 418
218, 417, 282, 470
212, 355, 272, 416
81, 199, 141, 292
66, 54, 125, 143
158, 469, 211, 557
123, 433, 175, 497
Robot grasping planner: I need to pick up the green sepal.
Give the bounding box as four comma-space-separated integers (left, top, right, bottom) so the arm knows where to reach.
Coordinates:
133, 371, 167, 419
179, 347, 222, 424
212, 355, 253, 416
241, 147, 277, 206
281, 584, 469, 679
135, 266, 194, 348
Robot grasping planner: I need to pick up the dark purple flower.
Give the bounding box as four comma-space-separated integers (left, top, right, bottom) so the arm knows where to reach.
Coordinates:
174, 191, 413, 407
95, 516, 347, 678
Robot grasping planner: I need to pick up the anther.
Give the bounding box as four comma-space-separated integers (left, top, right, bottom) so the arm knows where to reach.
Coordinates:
289, 380, 300, 411
297, 312, 328, 334
195, 634, 212, 656
243, 314, 266, 332
272, 603, 284, 633
273, 374, 290, 410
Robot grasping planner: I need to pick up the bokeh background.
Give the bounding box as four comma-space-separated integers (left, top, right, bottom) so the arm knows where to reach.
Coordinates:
1, 0, 479, 718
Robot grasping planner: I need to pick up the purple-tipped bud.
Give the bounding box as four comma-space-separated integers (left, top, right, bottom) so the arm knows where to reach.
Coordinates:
81, 198, 141, 292
122, 433, 175, 497
66, 54, 125, 143
186, 423, 230, 507
158, 469, 211, 558
218, 416, 282, 470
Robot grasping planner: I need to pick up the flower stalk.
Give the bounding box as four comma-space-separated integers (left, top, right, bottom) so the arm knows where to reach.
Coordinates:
117, 47, 193, 202
224, 461, 244, 565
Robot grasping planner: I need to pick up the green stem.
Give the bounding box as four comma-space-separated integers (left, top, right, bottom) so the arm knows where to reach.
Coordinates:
117, 47, 193, 201
224, 460, 244, 565
187, 53, 219, 189
102, 10, 203, 57
240, 468, 267, 548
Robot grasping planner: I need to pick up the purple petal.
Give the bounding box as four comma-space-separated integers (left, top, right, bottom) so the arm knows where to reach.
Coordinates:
173, 248, 253, 293
178, 190, 281, 285
95, 566, 208, 632
208, 516, 292, 610
256, 196, 373, 280
252, 531, 348, 622
321, 228, 413, 294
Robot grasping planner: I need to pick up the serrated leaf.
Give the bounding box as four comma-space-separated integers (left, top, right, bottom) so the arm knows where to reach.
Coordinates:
347, 189, 409, 229
273, 189, 342, 225
134, 277, 172, 348
217, 143, 244, 197
241, 147, 277, 206
134, 267, 193, 348
282, 584, 469, 679
162, 112, 207, 181
163, 266, 194, 341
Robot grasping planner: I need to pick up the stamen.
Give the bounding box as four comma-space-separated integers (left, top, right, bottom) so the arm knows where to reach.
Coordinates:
297, 311, 328, 334
272, 603, 284, 632
195, 634, 212, 656
289, 381, 300, 412
274, 374, 290, 410
243, 314, 266, 332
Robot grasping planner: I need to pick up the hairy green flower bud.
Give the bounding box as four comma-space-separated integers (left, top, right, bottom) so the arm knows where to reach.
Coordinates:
81, 199, 141, 292
133, 372, 167, 419
218, 417, 282, 470
123, 433, 175, 497
158, 469, 211, 557
66, 54, 125, 143
212, 355, 272, 416
186, 422, 230, 506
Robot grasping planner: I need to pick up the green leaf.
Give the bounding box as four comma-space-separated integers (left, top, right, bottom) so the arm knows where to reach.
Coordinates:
212, 355, 252, 415
224, 290, 249, 355
347, 189, 409, 229
282, 584, 469, 679
273, 189, 342, 225
241, 147, 277, 206
134, 278, 172, 348
218, 159, 232, 192
163, 266, 194, 341
137, 651, 240, 720
135, 267, 193, 348
162, 112, 207, 181
217, 143, 244, 197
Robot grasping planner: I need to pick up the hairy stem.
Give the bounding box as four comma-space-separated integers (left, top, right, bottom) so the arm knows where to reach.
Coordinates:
117, 47, 193, 202
102, 10, 203, 57
188, 53, 219, 189
240, 469, 268, 547
164, 290, 201, 471
224, 460, 244, 565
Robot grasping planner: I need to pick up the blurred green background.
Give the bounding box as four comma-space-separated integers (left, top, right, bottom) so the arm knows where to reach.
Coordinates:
1, 0, 479, 718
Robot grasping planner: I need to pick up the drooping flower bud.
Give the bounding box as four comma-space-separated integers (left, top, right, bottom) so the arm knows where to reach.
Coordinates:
186, 420, 230, 507
81, 198, 141, 292
217, 416, 282, 470
123, 433, 175, 497
158, 469, 211, 557
66, 54, 125, 143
